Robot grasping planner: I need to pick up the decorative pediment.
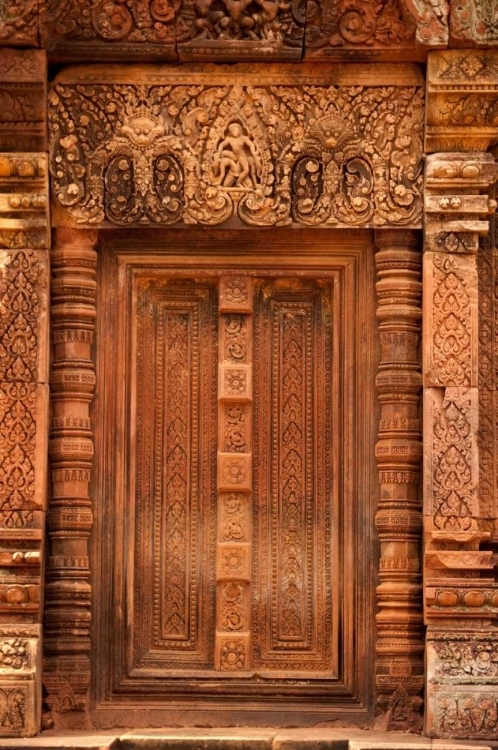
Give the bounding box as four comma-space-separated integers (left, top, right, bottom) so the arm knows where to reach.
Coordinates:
49, 64, 424, 229
35, 0, 447, 62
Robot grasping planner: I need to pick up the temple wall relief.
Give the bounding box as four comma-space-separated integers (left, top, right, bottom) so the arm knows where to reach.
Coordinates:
0, 1, 498, 739
424, 49, 498, 739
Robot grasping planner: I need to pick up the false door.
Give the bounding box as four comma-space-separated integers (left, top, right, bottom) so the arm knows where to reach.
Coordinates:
92, 229, 377, 725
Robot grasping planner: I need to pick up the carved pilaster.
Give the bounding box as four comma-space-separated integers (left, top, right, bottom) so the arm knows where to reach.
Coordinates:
43, 228, 97, 728
423, 148, 498, 739
374, 229, 423, 731
215, 277, 253, 671
0, 49, 48, 739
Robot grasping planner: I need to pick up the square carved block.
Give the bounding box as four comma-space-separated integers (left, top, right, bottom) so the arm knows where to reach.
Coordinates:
215, 633, 250, 672
0, 678, 39, 736
217, 492, 251, 543
219, 277, 253, 313
219, 365, 252, 402
217, 543, 251, 581
217, 453, 252, 492
219, 403, 252, 454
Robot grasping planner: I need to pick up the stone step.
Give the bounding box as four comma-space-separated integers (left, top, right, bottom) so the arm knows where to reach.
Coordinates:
0, 729, 495, 750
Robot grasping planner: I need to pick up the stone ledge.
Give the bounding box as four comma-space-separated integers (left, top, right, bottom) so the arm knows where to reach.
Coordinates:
0, 729, 494, 750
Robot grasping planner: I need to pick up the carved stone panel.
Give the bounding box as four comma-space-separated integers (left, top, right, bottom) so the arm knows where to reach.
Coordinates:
449, 0, 498, 48
426, 51, 498, 153
252, 279, 336, 674
0, 50, 46, 154
0, 2, 38, 47
92, 229, 376, 726
48, 64, 424, 231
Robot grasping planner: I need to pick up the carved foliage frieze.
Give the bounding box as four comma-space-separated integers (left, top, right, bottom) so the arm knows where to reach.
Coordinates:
40, 0, 176, 59
427, 51, 498, 152
48, 65, 424, 230
305, 0, 417, 61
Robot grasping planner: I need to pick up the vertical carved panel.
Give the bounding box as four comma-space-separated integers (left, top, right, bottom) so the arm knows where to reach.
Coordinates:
423, 147, 498, 740
374, 230, 423, 730
0, 49, 48, 739
43, 228, 97, 727
133, 280, 218, 666
252, 280, 334, 673
216, 277, 253, 672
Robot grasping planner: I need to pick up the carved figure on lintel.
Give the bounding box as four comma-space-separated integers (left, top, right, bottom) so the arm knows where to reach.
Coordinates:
212, 123, 261, 190
191, 0, 289, 39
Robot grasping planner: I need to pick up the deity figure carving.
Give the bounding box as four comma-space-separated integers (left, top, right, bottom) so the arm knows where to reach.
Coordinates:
212, 123, 261, 189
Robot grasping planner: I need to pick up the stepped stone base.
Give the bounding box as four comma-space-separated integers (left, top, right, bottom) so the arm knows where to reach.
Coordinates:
0, 729, 496, 750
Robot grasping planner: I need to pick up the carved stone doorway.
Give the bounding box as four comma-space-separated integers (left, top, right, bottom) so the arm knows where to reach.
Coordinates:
86, 228, 378, 727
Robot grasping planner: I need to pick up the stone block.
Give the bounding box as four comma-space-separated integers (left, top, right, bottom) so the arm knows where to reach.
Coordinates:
423, 253, 478, 388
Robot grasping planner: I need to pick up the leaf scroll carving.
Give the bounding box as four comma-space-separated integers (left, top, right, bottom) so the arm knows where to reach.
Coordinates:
48, 69, 424, 229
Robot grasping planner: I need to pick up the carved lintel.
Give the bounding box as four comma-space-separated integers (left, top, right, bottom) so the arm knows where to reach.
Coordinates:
44, 228, 97, 728
48, 64, 424, 230
374, 229, 423, 731
427, 50, 498, 153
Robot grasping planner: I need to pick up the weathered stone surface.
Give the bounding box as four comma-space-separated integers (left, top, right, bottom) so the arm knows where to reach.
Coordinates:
0, 1, 38, 48
449, 0, 498, 48
0, 50, 46, 154
426, 51, 498, 152
40, 0, 177, 62
424, 153, 498, 254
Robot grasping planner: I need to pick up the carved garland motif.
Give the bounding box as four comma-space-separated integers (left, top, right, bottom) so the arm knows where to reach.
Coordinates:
48, 69, 424, 229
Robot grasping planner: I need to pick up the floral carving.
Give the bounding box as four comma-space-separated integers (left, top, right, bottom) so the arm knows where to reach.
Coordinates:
0, 1, 38, 46
220, 583, 246, 631
0, 687, 25, 733
432, 254, 472, 386
435, 692, 498, 738
0, 250, 44, 383
40, 0, 177, 55
433, 635, 498, 678
305, 0, 415, 55
220, 493, 248, 542
450, 0, 498, 46
218, 637, 247, 670
0, 639, 28, 671
432, 389, 477, 531
49, 71, 423, 229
